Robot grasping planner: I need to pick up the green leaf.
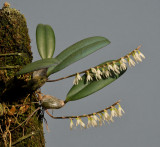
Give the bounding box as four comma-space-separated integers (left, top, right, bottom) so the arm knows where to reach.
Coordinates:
16, 58, 59, 75
65, 62, 127, 102
47, 36, 110, 76
36, 24, 55, 59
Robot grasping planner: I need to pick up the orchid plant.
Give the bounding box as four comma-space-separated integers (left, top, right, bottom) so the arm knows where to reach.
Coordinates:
17, 24, 145, 129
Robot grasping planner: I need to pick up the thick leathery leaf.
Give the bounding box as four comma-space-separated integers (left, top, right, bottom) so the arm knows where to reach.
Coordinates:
16, 58, 59, 75
47, 36, 110, 76
65, 62, 127, 102
36, 24, 55, 59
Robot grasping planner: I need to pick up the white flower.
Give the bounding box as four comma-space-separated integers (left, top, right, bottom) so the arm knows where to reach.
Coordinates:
91, 67, 102, 80
104, 69, 111, 78
92, 113, 100, 122
127, 55, 136, 67
91, 67, 97, 73
79, 118, 86, 129
132, 51, 142, 63
86, 71, 93, 82
97, 113, 104, 126
110, 106, 118, 118
107, 63, 114, 71
117, 103, 125, 117
112, 62, 120, 74
75, 117, 86, 128
95, 74, 102, 80
103, 110, 110, 123
121, 57, 127, 63
73, 73, 82, 85
119, 58, 127, 71
110, 116, 114, 122
96, 68, 102, 76
87, 116, 92, 128
76, 117, 81, 126
102, 68, 106, 76
137, 50, 145, 59
91, 116, 98, 127
70, 118, 74, 130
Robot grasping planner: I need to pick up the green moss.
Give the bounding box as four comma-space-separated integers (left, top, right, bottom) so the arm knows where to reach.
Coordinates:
0, 4, 33, 87
0, 4, 45, 146
10, 102, 45, 147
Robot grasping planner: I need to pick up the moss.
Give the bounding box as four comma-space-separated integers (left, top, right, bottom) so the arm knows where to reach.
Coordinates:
0, 3, 45, 146
0, 4, 33, 88
10, 96, 45, 147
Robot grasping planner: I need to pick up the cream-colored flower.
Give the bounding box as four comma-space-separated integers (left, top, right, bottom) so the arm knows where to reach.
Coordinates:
119, 58, 127, 71
107, 63, 114, 71
121, 57, 127, 63
103, 110, 110, 123
117, 103, 125, 117
110, 116, 114, 122
102, 68, 112, 78
86, 71, 93, 82
79, 118, 86, 129
110, 106, 118, 117
95, 74, 102, 80
70, 118, 74, 130
91, 116, 98, 127
105, 70, 111, 78
96, 68, 102, 80
91, 67, 97, 73
76, 117, 81, 126
97, 113, 104, 126
102, 68, 106, 76
91, 67, 102, 80
75, 117, 86, 128
112, 62, 120, 74
137, 50, 145, 59
92, 113, 100, 122
87, 116, 92, 128
96, 68, 102, 76
73, 73, 82, 85
132, 51, 142, 63
127, 55, 136, 67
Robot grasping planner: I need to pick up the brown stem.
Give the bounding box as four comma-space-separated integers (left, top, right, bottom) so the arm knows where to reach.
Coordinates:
46, 100, 120, 119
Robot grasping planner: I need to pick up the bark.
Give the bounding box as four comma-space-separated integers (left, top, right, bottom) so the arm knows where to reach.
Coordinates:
0, 4, 45, 147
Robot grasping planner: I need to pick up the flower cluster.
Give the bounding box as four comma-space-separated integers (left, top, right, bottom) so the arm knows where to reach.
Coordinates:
69, 102, 124, 130
73, 45, 145, 85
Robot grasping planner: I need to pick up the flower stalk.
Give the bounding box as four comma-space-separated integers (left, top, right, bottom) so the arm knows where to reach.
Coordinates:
47, 45, 145, 85
45, 100, 125, 129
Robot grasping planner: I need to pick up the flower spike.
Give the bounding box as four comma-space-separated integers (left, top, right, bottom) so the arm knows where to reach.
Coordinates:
47, 45, 145, 85
45, 100, 125, 129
